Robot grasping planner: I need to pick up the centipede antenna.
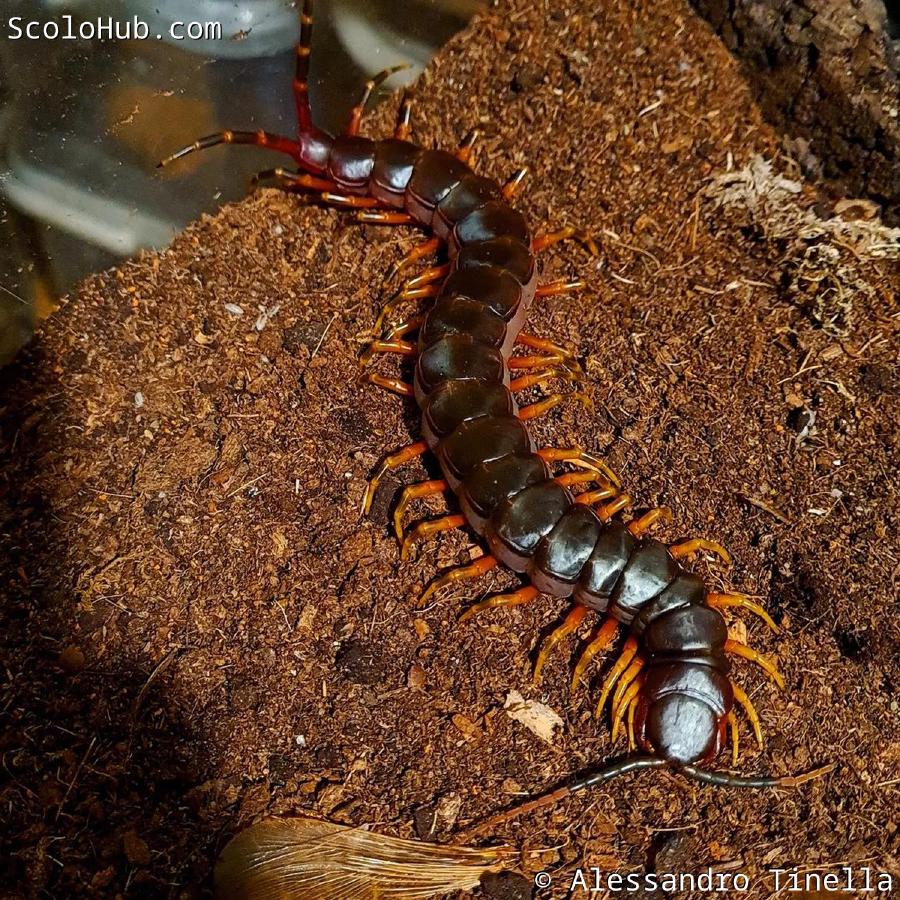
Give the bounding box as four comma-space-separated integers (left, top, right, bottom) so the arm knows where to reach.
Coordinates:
455, 756, 664, 841
677, 762, 835, 789
455, 757, 834, 840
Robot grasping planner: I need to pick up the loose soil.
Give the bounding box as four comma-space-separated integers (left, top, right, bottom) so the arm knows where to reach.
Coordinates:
2, 0, 898, 897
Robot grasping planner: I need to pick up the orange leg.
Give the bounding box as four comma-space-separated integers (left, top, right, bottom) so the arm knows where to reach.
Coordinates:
627, 507, 673, 537
394, 87, 415, 140
555, 471, 603, 490
387, 237, 441, 281
401, 514, 467, 561
612, 673, 644, 742
571, 615, 619, 691
725, 640, 785, 690
381, 316, 424, 341
596, 494, 634, 521
393, 479, 448, 542
357, 210, 417, 225
670, 538, 732, 567
627, 693, 640, 751
345, 64, 410, 136
250, 167, 335, 193
533, 605, 589, 684
509, 354, 567, 370
611, 655, 645, 724
707, 592, 779, 633
362, 372, 414, 399
359, 339, 416, 366
373, 289, 420, 334
455, 129, 480, 164
369, 284, 440, 336
416, 555, 497, 608
536, 447, 621, 489
731, 680, 764, 749
321, 192, 382, 209
405, 264, 451, 290
501, 167, 528, 200
459, 585, 539, 624
595, 636, 638, 718
362, 440, 427, 515
518, 392, 592, 421
533, 226, 599, 257
509, 368, 582, 393
573, 485, 619, 507
536, 278, 585, 298
727, 710, 740, 767
359, 328, 421, 367
516, 332, 577, 359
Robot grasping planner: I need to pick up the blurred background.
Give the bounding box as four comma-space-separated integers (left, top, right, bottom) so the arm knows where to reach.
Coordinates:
0, 0, 480, 362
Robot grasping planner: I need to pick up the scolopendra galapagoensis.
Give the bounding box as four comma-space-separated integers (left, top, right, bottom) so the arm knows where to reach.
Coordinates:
159, 0, 833, 822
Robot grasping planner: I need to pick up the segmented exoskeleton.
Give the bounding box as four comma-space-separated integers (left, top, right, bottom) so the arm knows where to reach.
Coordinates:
161, 0, 830, 796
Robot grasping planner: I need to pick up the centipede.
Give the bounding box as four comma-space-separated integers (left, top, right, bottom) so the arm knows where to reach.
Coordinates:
160, 0, 832, 822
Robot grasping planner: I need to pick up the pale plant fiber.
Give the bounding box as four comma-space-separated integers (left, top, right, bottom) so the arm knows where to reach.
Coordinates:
215, 816, 509, 900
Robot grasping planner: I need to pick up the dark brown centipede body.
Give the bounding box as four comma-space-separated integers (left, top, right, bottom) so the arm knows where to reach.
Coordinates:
160, 0, 826, 795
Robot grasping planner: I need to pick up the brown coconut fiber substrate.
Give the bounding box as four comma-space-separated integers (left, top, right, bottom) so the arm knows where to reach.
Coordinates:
2, 0, 899, 897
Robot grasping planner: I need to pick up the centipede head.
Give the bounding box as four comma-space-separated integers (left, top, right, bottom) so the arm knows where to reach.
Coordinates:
635, 693, 727, 765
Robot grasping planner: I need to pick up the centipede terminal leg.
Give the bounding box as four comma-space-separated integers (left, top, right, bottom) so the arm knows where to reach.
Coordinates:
294, 0, 314, 130
158, 129, 304, 168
